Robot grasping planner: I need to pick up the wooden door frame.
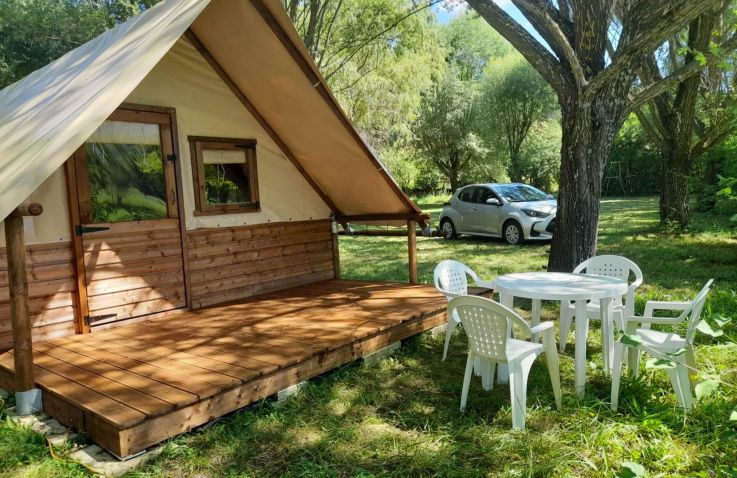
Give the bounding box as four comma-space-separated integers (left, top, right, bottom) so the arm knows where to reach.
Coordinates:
64, 103, 191, 335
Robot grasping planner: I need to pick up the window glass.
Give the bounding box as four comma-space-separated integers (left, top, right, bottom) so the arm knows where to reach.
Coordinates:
493, 184, 549, 202
458, 187, 478, 203
203, 149, 251, 205
477, 187, 497, 204
85, 121, 167, 223
191, 137, 259, 214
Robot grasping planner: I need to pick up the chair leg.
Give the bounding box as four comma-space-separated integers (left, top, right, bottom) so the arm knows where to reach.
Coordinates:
460, 353, 475, 411
677, 363, 693, 410
559, 301, 572, 353
541, 329, 561, 409
531, 299, 541, 343
627, 347, 641, 379
685, 345, 697, 387
474, 356, 482, 377
480, 359, 493, 391
509, 354, 536, 431
611, 342, 625, 411
666, 367, 686, 409
443, 317, 459, 361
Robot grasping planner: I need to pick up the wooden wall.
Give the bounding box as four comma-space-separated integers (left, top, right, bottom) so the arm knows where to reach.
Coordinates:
0, 242, 77, 350
187, 219, 336, 308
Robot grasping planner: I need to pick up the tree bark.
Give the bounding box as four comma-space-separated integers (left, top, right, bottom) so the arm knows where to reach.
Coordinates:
659, 146, 692, 226
449, 167, 460, 192
548, 90, 626, 272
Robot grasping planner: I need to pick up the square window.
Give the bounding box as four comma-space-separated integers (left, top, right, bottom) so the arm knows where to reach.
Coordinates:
189, 137, 259, 215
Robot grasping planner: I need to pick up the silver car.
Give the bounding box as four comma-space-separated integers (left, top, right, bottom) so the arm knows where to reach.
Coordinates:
439, 183, 556, 245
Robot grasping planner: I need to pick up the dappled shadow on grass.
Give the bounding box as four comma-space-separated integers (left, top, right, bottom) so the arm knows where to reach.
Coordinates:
137, 331, 737, 478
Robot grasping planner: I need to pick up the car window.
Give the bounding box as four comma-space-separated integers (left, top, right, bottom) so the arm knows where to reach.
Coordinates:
476, 187, 497, 204
493, 184, 549, 202
458, 187, 478, 203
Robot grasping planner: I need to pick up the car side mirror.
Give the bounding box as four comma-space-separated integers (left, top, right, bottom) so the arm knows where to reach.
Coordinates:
485, 198, 501, 206
547, 194, 555, 200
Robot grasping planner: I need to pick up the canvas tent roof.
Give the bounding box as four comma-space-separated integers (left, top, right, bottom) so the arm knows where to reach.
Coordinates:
0, 0, 421, 224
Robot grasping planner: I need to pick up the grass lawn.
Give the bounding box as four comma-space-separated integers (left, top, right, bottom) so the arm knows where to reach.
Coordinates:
1, 197, 736, 477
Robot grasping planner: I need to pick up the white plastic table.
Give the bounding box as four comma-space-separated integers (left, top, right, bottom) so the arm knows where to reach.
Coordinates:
491, 272, 628, 397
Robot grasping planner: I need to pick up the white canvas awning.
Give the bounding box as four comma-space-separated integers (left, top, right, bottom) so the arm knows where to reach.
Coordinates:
0, 0, 421, 224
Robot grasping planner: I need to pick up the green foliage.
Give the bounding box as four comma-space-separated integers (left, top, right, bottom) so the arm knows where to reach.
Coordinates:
478, 53, 559, 184
442, 12, 511, 81
605, 115, 662, 197
0, 0, 158, 88
412, 74, 488, 190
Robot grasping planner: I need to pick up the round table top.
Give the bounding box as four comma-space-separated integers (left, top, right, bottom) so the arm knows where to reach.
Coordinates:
492, 272, 628, 301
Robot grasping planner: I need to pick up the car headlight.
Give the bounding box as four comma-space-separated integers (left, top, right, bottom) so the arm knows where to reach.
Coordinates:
521, 209, 550, 218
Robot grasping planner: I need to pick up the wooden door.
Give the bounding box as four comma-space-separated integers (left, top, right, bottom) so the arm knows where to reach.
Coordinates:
68, 106, 186, 329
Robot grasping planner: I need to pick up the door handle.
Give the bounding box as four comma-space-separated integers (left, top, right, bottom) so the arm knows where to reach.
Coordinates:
472, 207, 479, 211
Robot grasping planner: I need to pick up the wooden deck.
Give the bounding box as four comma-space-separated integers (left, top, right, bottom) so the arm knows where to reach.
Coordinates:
0, 280, 464, 458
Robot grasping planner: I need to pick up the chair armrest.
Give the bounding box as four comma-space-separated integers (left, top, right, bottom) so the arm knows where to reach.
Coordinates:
530, 321, 555, 335
474, 279, 495, 289
643, 301, 691, 317
438, 290, 464, 300
625, 315, 684, 326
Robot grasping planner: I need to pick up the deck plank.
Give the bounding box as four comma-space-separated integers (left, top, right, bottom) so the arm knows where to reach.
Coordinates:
53, 339, 218, 400
33, 341, 198, 407
0, 280, 451, 457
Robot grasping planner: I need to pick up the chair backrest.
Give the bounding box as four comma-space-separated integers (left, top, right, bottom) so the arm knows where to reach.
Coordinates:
574, 255, 643, 285
447, 296, 529, 362
575, 255, 643, 309
684, 279, 714, 343
434, 260, 477, 301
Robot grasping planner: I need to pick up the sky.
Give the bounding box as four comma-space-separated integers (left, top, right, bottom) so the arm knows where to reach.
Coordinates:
432, 0, 547, 47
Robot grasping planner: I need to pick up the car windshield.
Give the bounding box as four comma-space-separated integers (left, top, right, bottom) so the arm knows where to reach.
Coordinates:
493, 184, 550, 202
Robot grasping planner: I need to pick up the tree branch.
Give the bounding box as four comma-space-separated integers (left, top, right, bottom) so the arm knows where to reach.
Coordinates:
692, 124, 734, 157
512, 0, 586, 87
633, 107, 665, 148
628, 33, 737, 112
588, 0, 721, 95
466, 0, 571, 95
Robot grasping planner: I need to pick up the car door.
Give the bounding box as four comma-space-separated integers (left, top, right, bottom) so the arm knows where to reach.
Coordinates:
470, 187, 504, 235
453, 186, 480, 233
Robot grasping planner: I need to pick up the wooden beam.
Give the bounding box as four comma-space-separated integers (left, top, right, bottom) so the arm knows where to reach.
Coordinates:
4, 202, 43, 393
407, 220, 418, 284
331, 225, 340, 280
335, 213, 429, 223
183, 29, 342, 217
64, 158, 91, 334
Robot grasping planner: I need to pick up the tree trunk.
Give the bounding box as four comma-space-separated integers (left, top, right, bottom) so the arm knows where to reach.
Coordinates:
509, 149, 522, 182
659, 147, 692, 226
449, 167, 460, 192
548, 92, 624, 272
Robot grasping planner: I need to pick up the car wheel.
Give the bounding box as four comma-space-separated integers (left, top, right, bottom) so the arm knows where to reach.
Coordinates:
503, 220, 524, 245
440, 218, 457, 239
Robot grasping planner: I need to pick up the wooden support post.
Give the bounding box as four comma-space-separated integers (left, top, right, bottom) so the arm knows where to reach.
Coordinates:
331, 220, 341, 280
407, 220, 418, 284
4, 202, 43, 415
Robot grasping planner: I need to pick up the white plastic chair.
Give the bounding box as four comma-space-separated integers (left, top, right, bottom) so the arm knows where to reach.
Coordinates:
610, 280, 713, 411
433, 260, 494, 361
449, 296, 562, 430
559, 255, 643, 352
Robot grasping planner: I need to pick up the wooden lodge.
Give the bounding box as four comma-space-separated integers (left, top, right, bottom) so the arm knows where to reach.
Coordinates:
0, 0, 443, 458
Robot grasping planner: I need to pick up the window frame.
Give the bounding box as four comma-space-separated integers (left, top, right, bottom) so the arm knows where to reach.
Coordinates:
189, 136, 260, 216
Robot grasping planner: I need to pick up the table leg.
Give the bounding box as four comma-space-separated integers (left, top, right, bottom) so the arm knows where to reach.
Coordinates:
600, 297, 614, 375
574, 299, 589, 398
497, 292, 513, 384
531, 299, 541, 343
